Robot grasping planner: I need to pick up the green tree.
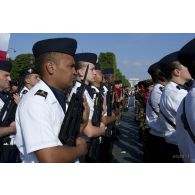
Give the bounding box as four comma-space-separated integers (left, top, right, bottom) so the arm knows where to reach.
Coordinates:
98, 52, 130, 87
98, 52, 117, 73
124, 79, 131, 87
115, 68, 122, 80
11, 54, 35, 81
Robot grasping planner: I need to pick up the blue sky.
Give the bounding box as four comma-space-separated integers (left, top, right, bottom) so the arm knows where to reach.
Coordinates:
8, 33, 195, 80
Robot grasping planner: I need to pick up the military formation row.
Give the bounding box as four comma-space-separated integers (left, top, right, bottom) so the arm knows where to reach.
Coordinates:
0, 38, 130, 163
134, 38, 195, 163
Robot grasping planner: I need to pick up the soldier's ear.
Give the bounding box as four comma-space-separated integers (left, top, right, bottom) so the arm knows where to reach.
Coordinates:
45, 61, 56, 75
25, 77, 31, 84
77, 68, 84, 77
173, 68, 181, 77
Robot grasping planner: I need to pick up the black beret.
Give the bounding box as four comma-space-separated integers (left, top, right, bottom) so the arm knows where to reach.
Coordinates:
102, 68, 114, 75
32, 38, 77, 58
95, 63, 101, 70
20, 68, 37, 78
0, 60, 12, 72
178, 38, 195, 68
147, 62, 160, 75
74, 53, 97, 65
114, 80, 120, 84
158, 51, 179, 71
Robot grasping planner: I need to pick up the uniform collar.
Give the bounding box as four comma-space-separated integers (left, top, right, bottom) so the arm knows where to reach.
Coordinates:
23, 86, 29, 91
191, 80, 195, 88
46, 84, 66, 113
75, 80, 94, 99
85, 85, 94, 99
169, 81, 188, 91
91, 85, 99, 93
0, 91, 8, 103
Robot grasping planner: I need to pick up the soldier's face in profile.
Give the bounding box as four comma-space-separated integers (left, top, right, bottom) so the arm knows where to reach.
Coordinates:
179, 65, 192, 81
94, 70, 102, 84
26, 74, 40, 87
85, 63, 96, 83
55, 54, 76, 89
106, 74, 114, 84
0, 70, 11, 91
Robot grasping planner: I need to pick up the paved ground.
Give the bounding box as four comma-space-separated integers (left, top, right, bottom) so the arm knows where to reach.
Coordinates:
111, 96, 144, 163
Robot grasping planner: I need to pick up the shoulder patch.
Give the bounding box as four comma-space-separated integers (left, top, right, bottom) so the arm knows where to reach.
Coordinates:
34, 90, 48, 99
176, 85, 181, 90
159, 87, 164, 92
22, 90, 28, 94
92, 88, 97, 94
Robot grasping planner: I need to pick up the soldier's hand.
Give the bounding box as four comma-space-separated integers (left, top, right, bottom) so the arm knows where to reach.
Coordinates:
13, 93, 20, 105
100, 122, 106, 134
75, 137, 88, 156
113, 109, 119, 117
80, 95, 89, 132
102, 96, 107, 115
9, 121, 16, 133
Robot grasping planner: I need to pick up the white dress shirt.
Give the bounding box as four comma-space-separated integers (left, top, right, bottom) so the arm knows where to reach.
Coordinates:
159, 81, 188, 145
176, 81, 195, 162
15, 80, 64, 163
146, 83, 164, 137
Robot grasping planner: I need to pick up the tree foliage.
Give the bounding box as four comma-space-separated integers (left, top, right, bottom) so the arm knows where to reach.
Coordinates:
11, 54, 35, 81
98, 52, 130, 87
98, 52, 117, 73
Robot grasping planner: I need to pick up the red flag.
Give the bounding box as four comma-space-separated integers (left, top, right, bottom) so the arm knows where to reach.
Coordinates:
0, 33, 10, 61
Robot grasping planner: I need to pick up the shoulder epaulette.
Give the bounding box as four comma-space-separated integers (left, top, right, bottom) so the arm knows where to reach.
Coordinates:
159, 87, 164, 92
22, 90, 28, 94
92, 88, 97, 95
176, 85, 188, 90
34, 90, 48, 99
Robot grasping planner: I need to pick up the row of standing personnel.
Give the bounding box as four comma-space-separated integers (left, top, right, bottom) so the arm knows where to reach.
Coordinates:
144, 38, 195, 163
0, 37, 127, 163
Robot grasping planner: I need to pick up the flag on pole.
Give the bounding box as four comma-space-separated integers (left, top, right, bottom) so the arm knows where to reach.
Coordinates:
0, 33, 11, 61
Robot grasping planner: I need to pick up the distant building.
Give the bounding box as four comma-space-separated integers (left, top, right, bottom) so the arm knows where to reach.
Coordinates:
129, 78, 139, 88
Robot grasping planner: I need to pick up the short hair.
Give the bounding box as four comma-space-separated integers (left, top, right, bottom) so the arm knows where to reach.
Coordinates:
151, 68, 167, 83
161, 61, 182, 80
75, 61, 88, 71
34, 52, 62, 76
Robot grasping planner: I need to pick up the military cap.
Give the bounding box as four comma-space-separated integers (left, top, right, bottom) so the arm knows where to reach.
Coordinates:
178, 38, 195, 68
147, 62, 160, 76
114, 80, 120, 84
74, 53, 97, 65
32, 38, 77, 58
20, 67, 37, 78
159, 51, 179, 68
0, 60, 12, 72
95, 63, 101, 70
102, 67, 114, 75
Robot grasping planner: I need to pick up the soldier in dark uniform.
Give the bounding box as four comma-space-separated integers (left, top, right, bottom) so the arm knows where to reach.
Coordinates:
101, 67, 117, 162
90, 63, 116, 162
19, 67, 40, 98
0, 60, 19, 163
68, 53, 107, 162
